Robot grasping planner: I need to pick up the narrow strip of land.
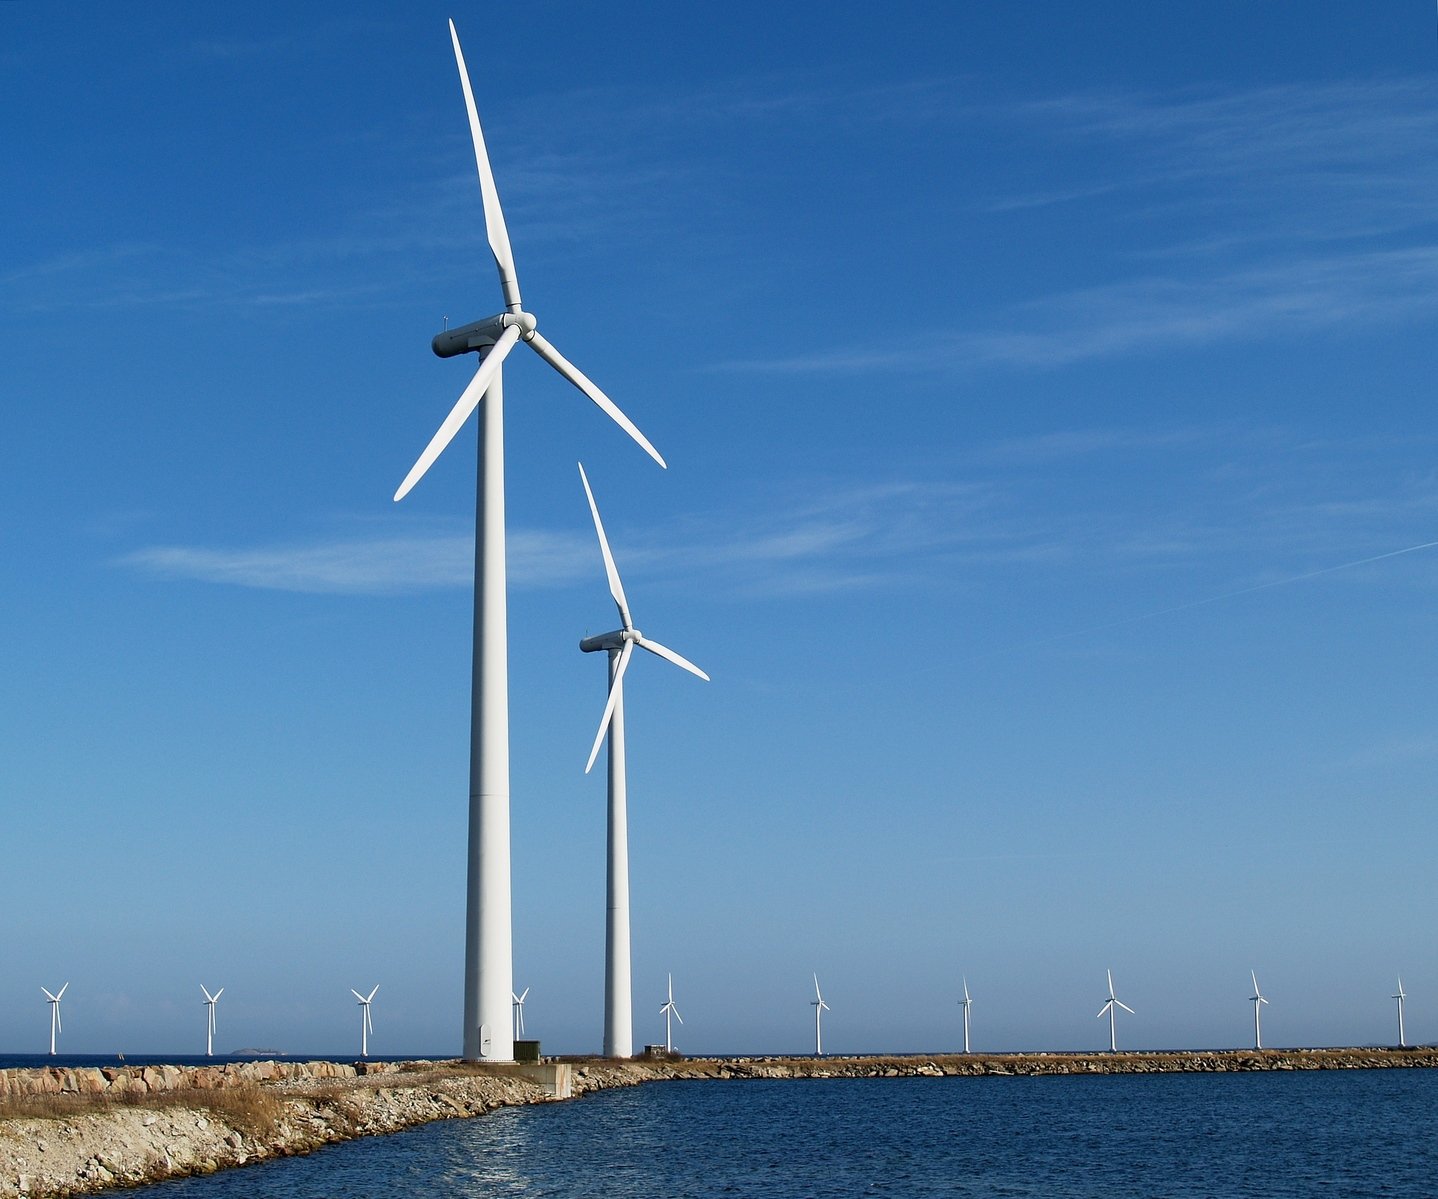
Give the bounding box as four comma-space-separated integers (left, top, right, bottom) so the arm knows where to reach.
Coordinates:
1, 1048, 1432, 1198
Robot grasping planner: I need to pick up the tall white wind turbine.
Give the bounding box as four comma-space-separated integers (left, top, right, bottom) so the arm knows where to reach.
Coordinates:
578, 463, 707, 1058
1394, 977, 1407, 1048
659, 974, 684, 1053
811, 974, 831, 1056
959, 977, 973, 1054
512, 987, 529, 1041
1249, 971, 1269, 1050
41, 983, 68, 1057
393, 21, 665, 1063
1096, 969, 1133, 1052
352, 986, 378, 1058
200, 985, 224, 1057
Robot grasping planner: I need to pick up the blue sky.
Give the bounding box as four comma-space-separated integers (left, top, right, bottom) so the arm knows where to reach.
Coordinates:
3, 1, 1438, 1058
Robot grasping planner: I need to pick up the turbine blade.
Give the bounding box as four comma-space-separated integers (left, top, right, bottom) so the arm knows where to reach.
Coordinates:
447, 20, 520, 311
1117, 1001, 1135, 1015
41, 989, 56, 1002
584, 641, 633, 774
351, 989, 365, 1002
526, 331, 666, 468
57, 982, 69, 999
519, 987, 529, 1003
636, 636, 710, 681
56, 1010, 62, 1034
674, 1007, 684, 1024
1107, 970, 1115, 999
1251, 971, 1260, 993
214, 988, 223, 1001
1096, 1003, 1111, 1019
367, 986, 379, 1002
577, 463, 632, 629
394, 324, 521, 501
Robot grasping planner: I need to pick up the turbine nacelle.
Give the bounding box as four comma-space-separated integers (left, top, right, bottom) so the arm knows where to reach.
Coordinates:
432, 311, 539, 359
580, 628, 639, 654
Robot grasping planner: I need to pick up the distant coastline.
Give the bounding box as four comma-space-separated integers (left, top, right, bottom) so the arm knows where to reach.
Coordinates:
1, 1049, 1435, 1197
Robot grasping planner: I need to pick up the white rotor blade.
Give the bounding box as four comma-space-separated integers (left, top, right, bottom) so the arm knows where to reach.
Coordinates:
1096, 1003, 1111, 1019
447, 20, 520, 312
366, 986, 380, 1003
365, 1008, 374, 1034
674, 1006, 684, 1025
578, 463, 631, 629
1251, 971, 1260, 993
1117, 1001, 1135, 1015
214, 988, 223, 1001
57, 982, 69, 1000
56, 1009, 62, 1034
41, 988, 56, 1002
813, 973, 822, 1001
584, 641, 633, 774
1107, 970, 1116, 999
394, 324, 521, 502
526, 331, 666, 468
635, 636, 709, 681
351, 989, 365, 1002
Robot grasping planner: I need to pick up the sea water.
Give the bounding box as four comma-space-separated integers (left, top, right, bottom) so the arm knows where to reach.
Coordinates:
139, 1069, 1437, 1198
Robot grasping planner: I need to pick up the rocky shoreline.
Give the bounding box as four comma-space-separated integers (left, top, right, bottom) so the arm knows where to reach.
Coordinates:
1, 1048, 1432, 1197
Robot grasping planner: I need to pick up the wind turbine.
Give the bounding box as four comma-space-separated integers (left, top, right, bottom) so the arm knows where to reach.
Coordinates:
41, 983, 68, 1056
959, 977, 973, 1053
200, 985, 224, 1057
578, 463, 707, 1058
512, 987, 529, 1041
1249, 971, 1269, 1050
659, 974, 683, 1053
392, 21, 665, 1063
352, 986, 378, 1058
1394, 977, 1408, 1048
811, 974, 831, 1056
1096, 970, 1133, 1052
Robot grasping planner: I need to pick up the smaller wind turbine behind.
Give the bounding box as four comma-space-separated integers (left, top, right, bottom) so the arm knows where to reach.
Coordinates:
201, 985, 224, 1057
811, 974, 831, 1056
352, 987, 378, 1059
41, 983, 68, 1057
1096, 969, 1133, 1052
959, 978, 973, 1054
1249, 972, 1269, 1050
1393, 977, 1407, 1048
660, 974, 683, 1053
512, 987, 529, 1041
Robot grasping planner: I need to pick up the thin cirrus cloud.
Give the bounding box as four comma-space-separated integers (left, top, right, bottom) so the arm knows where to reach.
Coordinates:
718, 245, 1438, 374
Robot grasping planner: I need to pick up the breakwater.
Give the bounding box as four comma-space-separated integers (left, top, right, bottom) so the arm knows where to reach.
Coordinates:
1, 1049, 1433, 1197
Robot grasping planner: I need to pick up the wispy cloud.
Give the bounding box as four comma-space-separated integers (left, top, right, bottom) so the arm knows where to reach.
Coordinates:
720, 244, 1438, 373
120, 528, 594, 595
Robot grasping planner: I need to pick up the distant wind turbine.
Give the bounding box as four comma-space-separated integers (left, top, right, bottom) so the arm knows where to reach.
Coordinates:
512, 987, 529, 1041
811, 974, 831, 1056
959, 978, 973, 1053
659, 974, 683, 1053
352, 986, 378, 1058
1394, 977, 1408, 1048
1249, 971, 1269, 1050
578, 462, 708, 1058
200, 985, 224, 1057
41, 983, 68, 1056
1096, 970, 1133, 1052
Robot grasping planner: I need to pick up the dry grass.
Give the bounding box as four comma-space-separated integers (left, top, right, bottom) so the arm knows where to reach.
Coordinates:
0, 1084, 283, 1136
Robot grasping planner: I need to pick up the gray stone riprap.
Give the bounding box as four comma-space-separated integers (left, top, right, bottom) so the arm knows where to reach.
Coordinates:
2, 1050, 1434, 1197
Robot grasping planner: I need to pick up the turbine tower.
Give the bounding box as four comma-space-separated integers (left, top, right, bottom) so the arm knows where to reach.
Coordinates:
352, 986, 378, 1058
200, 985, 224, 1057
41, 983, 68, 1057
512, 987, 529, 1041
959, 977, 973, 1053
1096, 969, 1133, 1052
393, 21, 665, 1062
1394, 976, 1407, 1048
578, 463, 707, 1058
659, 974, 683, 1053
1249, 971, 1269, 1050
811, 974, 831, 1056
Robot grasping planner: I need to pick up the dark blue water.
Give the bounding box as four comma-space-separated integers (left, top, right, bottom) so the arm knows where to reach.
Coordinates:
139, 1070, 1437, 1197
0, 1054, 424, 1071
